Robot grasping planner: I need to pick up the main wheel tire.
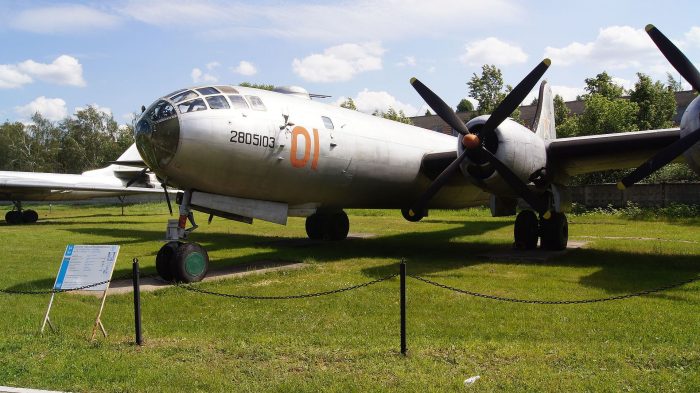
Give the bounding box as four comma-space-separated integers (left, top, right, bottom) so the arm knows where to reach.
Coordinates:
156, 241, 180, 281
326, 211, 349, 241
5, 211, 22, 225
401, 207, 425, 222
540, 212, 568, 251
22, 209, 38, 223
514, 210, 539, 250
305, 214, 325, 240
174, 242, 209, 283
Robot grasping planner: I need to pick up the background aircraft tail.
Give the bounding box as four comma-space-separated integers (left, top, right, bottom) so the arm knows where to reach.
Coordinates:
531, 80, 556, 141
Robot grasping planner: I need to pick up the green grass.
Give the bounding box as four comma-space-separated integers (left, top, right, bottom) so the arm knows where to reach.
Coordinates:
1, 203, 699, 392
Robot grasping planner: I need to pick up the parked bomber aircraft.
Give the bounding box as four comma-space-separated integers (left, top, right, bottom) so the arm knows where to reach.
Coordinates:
128, 25, 698, 283
0, 144, 165, 224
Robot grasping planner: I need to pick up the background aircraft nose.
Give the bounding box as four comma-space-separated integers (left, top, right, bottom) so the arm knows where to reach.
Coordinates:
134, 100, 180, 171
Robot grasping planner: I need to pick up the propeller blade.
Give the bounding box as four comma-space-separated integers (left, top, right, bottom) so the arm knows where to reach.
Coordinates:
410, 77, 471, 135
409, 150, 470, 216
646, 24, 700, 91
125, 168, 149, 188
479, 148, 550, 217
619, 127, 700, 189
162, 182, 173, 215
480, 59, 551, 140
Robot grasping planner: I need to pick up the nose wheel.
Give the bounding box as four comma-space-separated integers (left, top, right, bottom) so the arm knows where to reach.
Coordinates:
156, 241, 209, 283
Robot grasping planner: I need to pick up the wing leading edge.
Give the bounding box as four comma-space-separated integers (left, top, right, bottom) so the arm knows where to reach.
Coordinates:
546, 128, 681, 181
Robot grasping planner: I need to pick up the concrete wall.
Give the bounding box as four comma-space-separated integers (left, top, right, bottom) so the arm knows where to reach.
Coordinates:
569, 183, 700, 207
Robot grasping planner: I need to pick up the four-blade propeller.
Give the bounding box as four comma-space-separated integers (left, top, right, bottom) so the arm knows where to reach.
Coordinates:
409, 59, 552, 218
618, 24, 700, 189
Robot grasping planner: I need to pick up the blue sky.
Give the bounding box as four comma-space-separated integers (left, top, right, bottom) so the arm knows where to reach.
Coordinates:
1, 0, 699, 124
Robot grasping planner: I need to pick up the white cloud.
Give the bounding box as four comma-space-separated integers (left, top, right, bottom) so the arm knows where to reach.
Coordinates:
74, 104, 112, 117
0, 65, 33, 89
0, 55, 85, 89
17, 55, 86, 87
611, 77, 634, 92
550, 85, 586, 101
686, 26, 700, 48
120, 0, 521, 42
459, 37, 528, 66
206, 61, 221, 70
11, 5, 120, 34
15, 97, 68, 121
191, 68, 218, 83
231, 61, 257, 76
544, 26, 658, 69
396, 56, 416, 67
334, 89, 418, 116
293, 42, 384, 83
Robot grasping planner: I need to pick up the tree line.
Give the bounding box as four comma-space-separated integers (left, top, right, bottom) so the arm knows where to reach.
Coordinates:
0, 107, 133, 174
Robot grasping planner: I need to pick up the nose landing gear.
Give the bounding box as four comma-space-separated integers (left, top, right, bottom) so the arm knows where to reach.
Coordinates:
155, 190, 209, 283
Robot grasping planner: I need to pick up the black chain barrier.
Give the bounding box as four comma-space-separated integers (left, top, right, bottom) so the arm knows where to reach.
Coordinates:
409, 274, 700, 305
175, 273, 398, 300
0, 273, 157, 295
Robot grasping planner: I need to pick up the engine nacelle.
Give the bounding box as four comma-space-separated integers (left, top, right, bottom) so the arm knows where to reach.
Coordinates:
681, 96, 700, 174
459, 115, 547, 196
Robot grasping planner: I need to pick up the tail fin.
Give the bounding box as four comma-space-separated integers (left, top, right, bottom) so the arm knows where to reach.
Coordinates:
531, 80, 556, 140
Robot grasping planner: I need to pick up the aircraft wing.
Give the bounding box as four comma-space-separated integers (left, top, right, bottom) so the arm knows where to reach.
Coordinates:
0, 171, 161, 201
545, 128, 681, 179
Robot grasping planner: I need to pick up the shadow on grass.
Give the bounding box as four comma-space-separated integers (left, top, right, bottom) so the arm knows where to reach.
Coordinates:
5, 220, 700, 299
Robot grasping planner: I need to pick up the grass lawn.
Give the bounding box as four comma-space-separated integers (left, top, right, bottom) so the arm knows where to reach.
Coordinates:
0, 203, 699, 392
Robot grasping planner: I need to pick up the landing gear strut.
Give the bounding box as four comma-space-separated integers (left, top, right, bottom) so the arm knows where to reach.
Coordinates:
513, 210, 568, 251
155, 190, 209, 283
4, 201, 38, 225
305, 210, 350, 241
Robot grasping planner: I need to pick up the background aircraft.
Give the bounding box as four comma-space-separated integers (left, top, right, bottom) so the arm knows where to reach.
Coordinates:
123, 25, 698, 283
0, 144, 165, 224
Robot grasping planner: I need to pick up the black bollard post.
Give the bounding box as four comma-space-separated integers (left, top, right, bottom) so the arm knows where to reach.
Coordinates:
132, 258, 143, 346
400, 260, 407, 355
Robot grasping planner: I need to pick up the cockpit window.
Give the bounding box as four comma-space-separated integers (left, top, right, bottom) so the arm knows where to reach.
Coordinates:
228, 95, 249, 110
147, 100, 177, 122
196, 87, 220, 95
216, 85, 239, 94
246, 95, 266, 111
206, 95, 230, 110
177, 98, 207, 114
322, 116, 334, 130
164, 88, 186, 98
171, 90, 198, 103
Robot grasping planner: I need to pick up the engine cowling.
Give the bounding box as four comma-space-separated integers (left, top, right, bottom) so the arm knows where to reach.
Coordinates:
458, 115, 547, 196
681, 96, 700, 174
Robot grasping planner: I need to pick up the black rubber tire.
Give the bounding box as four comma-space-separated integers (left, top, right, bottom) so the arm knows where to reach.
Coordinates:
540, 212, 568, 251
174, 242, 209, 283
401, 207, 425, 222
22, 210, 38, 223
305, 214, 324, 240
156, 241, 180, 282
5, 211, 22, 225
326, 211, 350, 241
514, 210, 539, 250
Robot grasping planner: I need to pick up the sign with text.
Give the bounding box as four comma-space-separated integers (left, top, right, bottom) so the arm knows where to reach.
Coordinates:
53, 245, 120, 291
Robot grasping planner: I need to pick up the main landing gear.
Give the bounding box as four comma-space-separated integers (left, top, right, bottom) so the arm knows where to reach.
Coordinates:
155, 190, 209, 283
4, 201, 38, 225
305, 210, 350, 241
513, 210, 568, 251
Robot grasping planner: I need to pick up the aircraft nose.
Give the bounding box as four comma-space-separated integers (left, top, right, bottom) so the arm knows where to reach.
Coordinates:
134, 100, 180, 171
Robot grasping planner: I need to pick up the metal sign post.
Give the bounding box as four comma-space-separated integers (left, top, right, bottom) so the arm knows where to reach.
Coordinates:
41, 245, 120, 339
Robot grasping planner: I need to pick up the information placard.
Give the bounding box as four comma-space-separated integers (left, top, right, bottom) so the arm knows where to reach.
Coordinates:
54, 245, 120, 291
